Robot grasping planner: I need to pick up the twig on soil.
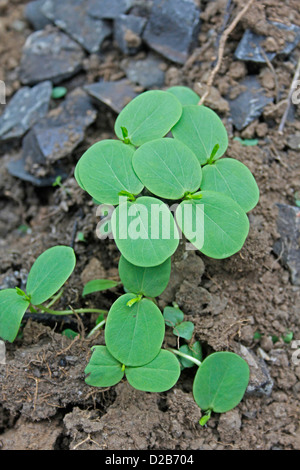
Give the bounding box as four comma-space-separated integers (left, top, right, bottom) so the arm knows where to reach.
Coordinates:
198, 0, 255, 106
260, 47, 280, 104
72, 434, 102, 450
278, 57, 300, 134
55, 334, 80, 357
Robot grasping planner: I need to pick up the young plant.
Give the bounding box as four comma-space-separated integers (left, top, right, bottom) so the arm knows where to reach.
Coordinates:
0, 246, 105, 342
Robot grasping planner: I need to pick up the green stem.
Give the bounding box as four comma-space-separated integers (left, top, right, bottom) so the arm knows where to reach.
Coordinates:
35, 304, 108, 316
167, 348, 202, 367
45, 288, 64, 308
87, 319, 106, 338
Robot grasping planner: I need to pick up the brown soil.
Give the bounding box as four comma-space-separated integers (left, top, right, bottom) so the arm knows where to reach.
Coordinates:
0, 0, 299, 450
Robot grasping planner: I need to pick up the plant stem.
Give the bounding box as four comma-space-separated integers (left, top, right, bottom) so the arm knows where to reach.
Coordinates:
87, 319, 106, 338
167, 348, 202, 367
35, 304, 108, 316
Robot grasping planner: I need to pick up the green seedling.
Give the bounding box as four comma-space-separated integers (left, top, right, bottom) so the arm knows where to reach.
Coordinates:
51, 86, 68, 99
75, 87, 259, 263
0, 86, 255, 428
0, 246, 106, 342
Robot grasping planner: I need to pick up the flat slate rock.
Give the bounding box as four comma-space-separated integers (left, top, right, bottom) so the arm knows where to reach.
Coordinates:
227, 76, 273, 130
143, 0, 201, 64
235, 21, 300, 63
7, 156, 66, 187
114, 14, 147, 55
122, 54, 165, 89
24, 0, 53, 30
24, 88, 97, 163
41, 0, 112, 53
84, 79, 137, 113
19, 27, 85, 85
0, 81, 52, 141
273, 203, 300, 286
87, 0, 134, 19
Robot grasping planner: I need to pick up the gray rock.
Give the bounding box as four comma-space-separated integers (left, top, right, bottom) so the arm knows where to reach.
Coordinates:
114, 14, 147, 55
84, 79, 137, 113
122, 53, 165, 88
273, 203, 300, 285
87, 0, 134, 19
0, 81, 52, 141
143, 0, 201, 64
7, 156, 66, 187
235, 21, 300, 63
24, 0, 53, 30
41, 0, 112, 53
19, 27, 85, 85
227, 76, 273, 130
24, 88, 97, 164
7, 88, 97, 186
236, 344, 274, 397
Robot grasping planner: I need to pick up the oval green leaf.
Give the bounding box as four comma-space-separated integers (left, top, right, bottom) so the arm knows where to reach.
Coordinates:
26, 246, 76, 305
118, 255, 171, 297
75, 140, 144, 205
114, 90, 182, 147
0, 289, 30, 342
176, 191, 249, 259
125, 349, 181, 392
172, 105, 228, 165
85, 345, 124, 387
193, 352, 250, 413
82, 279, 119, 297
163, 306, 184, 327
105, 294, 165, 367
167, 86, 200, 106
111, 196, 179, 267
173, 321, 194, 340
201, 158, 259, 212
132, 138, 202, 200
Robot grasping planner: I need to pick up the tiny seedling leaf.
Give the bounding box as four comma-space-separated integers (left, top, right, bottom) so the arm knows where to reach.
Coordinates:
0, 289, 30, 342
26, 246, 76, 306
125, 349, 181, 392
111, 196, 179, 267
114, 90, 182, 146
201, 158, 259, 213
74, 140, 144, 205
132, 138, 202, 200
105, 294, 165, 367
118, 255, 171, 298
173, 321, 194, 340
163, 306, 184, 327
179, 342, 202, 369
176, 191, 249, 259
193, 352, 250, 413
172, 105, 228, 165
82, 279, 119, 297
85, 345, 124, 387
167, 86, 200, 106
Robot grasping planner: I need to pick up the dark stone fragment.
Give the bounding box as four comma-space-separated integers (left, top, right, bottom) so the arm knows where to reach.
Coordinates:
19, 27, 85, 85
235, 21, 300, 63
41, 0, 112, 53
7, 88, 97, 186
114, 14, 147, 55
24, 0, 53, 30
84, 79, 137, 113
143, 0, 201, 64
87, 0, 134, 19
122, 54, 165, 88
273, 203, 300, 285
0, 81, 52, 141
227, 76, 273, 130
7, 156, 66, 187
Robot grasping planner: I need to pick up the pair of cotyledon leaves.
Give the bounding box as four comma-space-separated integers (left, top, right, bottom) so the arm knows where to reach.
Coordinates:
75, 87, 259, 266
0, 246, 76, 342
86, 294, 249, 413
